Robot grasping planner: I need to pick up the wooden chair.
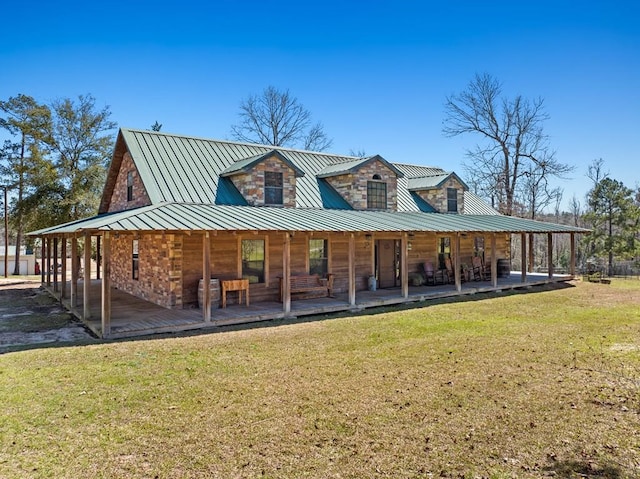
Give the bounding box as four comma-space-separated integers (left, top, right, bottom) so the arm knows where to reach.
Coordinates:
471, 256, 484, 281
422, 261, 436, 285
444, 257, 455, 284
423, 261, 448, 285
483, 259, 492, 280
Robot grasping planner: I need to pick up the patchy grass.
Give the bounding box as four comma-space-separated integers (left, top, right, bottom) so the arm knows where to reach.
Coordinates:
0, 280, 639, 478
0, 285, 73, 333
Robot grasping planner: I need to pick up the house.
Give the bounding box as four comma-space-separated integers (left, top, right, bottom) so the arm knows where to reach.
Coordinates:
30, 128, 588, 338
0, 246, 38, 276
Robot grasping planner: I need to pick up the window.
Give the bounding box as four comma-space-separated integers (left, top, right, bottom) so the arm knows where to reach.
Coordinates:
438, 236, 451, 270
132, 239, 139, 280
447, 188, 458, 213
367, 180, 387, 209
265, 171, 283, 205
127, 171, 134, 202
242, 239, 265, 283
309, 239, 328, 276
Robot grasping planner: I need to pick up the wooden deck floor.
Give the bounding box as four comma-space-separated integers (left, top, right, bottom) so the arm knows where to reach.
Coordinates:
45, 272, 573, 339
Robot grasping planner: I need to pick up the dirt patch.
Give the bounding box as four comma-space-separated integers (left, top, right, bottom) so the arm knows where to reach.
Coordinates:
0, 282, 94, 351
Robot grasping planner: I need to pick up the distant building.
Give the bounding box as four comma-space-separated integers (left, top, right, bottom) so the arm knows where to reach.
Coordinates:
0, 246, 37, 276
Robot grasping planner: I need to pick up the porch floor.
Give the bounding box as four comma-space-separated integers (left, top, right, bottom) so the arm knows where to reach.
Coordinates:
46, 272, 574, 339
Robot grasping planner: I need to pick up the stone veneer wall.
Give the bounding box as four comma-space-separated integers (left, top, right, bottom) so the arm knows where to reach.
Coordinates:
325, 160, 398, 210
230, 156, 297, 207
110, 233, 183, 309
415, 177, 465, 213
108, 152, 152, 212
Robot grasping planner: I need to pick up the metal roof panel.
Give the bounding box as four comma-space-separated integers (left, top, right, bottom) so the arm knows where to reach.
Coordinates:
29, 203, 589, 236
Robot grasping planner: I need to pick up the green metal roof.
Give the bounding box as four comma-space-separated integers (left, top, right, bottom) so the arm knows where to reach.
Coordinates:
28, 128, 586, 239
104, 129, 373, 211
31, 202, 589, 236
316, 155, 404, 179
220, 150, 305, 177
407, 172, 469, 191
102, 129, 493, 215
317, 179, 353, 210
462, 191, 501, 215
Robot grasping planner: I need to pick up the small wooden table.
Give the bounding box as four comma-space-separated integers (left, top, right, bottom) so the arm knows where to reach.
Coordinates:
221, 279, 250, 308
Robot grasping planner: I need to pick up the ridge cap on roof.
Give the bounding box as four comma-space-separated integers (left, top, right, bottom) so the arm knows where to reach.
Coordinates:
393, 162, 444, 169
119, 127, 359, 160
408, 172, 452, 179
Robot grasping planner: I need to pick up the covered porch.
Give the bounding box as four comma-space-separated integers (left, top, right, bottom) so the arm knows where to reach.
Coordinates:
45, 271, 573, 339
30, 204, 587, 340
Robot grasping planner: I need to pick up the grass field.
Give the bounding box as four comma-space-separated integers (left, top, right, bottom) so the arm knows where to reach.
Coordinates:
1, 279, 639, 478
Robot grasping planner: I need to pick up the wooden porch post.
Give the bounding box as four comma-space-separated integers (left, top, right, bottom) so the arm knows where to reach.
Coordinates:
454, 233, 462, 292
71, 236, 78, 308
53, 237, 59, 293
46, 237, 52, 287
547, 233, 554, 278
101, 232, 111, 338
40, 236, 45, 284
83, 232, 91, 320
60, 237, 67, 300
283, 232, 291, 314
96, 235, 101, 280
348, 233, 356, 306
491, 233, 498, 288
520, 233, 527, 283
202, 231, 211, 322
401, 233, 409, 298
528, 234, 535, 273
570, 232, 576, 277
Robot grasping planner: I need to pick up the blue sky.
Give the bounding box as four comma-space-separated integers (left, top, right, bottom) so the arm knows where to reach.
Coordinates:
1, 0, 638, 211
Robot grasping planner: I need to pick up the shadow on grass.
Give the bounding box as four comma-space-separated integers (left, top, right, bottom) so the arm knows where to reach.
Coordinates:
544, 458, 625, 478
2, 281, 576, 353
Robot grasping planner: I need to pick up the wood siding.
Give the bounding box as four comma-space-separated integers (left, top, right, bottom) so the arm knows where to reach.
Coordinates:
104, 230, 511, 311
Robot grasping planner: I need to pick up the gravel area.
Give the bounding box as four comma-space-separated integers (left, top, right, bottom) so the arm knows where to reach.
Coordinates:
0, 281, 94, 351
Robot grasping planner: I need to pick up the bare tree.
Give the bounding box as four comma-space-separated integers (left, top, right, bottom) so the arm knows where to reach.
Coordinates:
303, 122, 332, 152
520, 162, 564, 220
587, 157, 607, 186
443, 73, 573, 216
231, 86, 332, 151
570, 195, 582, 227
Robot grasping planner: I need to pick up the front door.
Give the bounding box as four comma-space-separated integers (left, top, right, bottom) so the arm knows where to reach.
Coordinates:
376, 239, 399, 288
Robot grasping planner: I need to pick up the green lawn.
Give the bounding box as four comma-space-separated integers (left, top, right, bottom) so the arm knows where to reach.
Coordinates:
1, 280, 639, 478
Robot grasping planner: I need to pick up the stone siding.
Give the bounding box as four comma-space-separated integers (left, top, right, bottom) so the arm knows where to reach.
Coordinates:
108, 152, 151, 212
415, 177, 465, 213
230, 155, 297, 207
325, 160, 398, 211
110, 233, 183, 309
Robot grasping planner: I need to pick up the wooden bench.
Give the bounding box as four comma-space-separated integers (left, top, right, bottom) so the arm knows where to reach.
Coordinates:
279, 274, 334, 302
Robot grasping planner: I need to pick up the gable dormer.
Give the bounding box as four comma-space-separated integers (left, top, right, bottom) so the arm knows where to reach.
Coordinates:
220, 150, 304, 207
407, 172, 468, 213
316, 155, 404, 211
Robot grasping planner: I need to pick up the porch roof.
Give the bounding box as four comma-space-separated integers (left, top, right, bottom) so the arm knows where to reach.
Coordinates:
29, 202, 589, 236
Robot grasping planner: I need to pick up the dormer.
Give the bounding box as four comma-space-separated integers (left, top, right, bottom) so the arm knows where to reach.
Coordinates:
220, 150, 304, 207
316, 155, 404, 211
407, 172, 468, 213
